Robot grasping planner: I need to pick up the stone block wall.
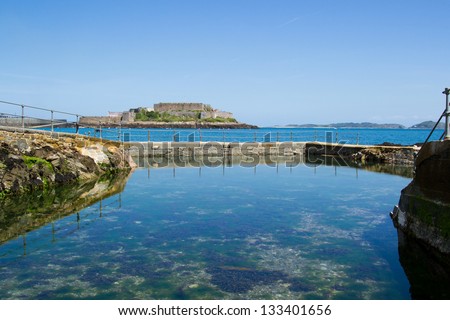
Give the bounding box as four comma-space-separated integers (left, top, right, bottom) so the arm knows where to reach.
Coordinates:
201, 111, 234, 119
0, 118, 67, 127
122, 112, 135, 122
154, 103, 206, 112
80, 116, 119, 125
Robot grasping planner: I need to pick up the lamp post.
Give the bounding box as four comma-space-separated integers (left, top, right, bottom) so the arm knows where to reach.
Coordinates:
444, 88, 450, 140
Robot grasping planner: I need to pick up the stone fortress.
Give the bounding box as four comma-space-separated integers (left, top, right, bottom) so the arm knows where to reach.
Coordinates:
153, 102, 234, 120
77, 102, 253, 128
80, 102, 235, 124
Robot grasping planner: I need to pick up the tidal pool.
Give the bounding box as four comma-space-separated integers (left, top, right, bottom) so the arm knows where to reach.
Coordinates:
0, 163, 412, 299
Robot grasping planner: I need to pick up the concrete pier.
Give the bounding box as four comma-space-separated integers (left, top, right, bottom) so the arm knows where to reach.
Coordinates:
124, 141, 417, 166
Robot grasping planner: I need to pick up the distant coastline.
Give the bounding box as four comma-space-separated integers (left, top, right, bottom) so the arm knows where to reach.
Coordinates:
273, 121, 444, 130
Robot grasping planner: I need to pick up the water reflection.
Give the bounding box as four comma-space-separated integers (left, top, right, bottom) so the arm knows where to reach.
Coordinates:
135, 155, 414, 179
397, 230, 450, 299
0, 159, 420, 299
0, 171, 131, 246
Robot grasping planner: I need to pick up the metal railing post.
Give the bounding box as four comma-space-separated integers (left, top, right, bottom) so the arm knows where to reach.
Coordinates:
21, 105, 25, 130
51, 110, 54, 133
444, 88, 450, 140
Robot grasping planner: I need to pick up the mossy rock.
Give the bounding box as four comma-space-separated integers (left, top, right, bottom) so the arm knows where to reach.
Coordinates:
22, 155, 53, 171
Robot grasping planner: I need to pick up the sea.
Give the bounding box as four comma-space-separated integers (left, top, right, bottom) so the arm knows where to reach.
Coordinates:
0, 127, 446, 299
48, 127, 443, 145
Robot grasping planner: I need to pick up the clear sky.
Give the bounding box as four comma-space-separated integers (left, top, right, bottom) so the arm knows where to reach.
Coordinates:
1, 0, 449, 126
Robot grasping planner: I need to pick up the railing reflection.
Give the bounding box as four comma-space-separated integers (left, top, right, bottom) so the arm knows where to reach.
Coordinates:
133, 154, 414, 179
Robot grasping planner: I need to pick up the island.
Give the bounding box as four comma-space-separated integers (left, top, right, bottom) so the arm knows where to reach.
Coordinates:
278, 121, 447, 130
410, 121, 445, 129
277, 122, 406, 129
79, 102, 257, 129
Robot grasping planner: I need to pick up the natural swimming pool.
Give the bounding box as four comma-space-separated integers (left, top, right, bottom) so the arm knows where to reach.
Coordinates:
0, 162, 412, 299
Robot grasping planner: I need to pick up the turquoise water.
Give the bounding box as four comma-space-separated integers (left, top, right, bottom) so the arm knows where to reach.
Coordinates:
0, 164, 411, 299
51, 127, 443, 146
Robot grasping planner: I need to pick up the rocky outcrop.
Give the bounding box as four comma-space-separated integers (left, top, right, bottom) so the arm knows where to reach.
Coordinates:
79, 117, 258, 129
0, 129, 134, 197
305, 142, 417, 166
350, 147, 416, 165
391, 140, 450, 254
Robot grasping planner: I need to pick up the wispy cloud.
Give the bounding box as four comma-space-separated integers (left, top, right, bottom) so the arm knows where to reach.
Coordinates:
276, 16, 300, 28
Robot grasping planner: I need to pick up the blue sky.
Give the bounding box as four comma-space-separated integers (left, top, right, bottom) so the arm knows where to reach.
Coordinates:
1, 0, 449, 126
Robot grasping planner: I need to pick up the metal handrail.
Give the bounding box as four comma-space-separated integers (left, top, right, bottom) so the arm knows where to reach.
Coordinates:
0, 99, 81, 117
415, 88, 450, 161
0, 99, 81, 132
421, 110, 446, 146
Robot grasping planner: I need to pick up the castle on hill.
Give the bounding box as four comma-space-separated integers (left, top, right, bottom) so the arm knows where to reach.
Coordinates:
153, 103, 233, 119
107, 102, 234, 122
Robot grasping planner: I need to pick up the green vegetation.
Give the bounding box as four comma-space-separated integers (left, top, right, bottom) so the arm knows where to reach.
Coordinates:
0, 190, 8, 199
134, 109, 236, 123
135, 110, 200, 122
409, 195, 450, 239
201, 117, 237, 123
22, 155, 53, 171
97, 162, 121, 178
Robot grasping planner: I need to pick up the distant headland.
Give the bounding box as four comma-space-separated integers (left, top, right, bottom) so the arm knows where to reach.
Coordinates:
80, 102, 258, 129
275, 121, 445, 129
409, 121, 445, 129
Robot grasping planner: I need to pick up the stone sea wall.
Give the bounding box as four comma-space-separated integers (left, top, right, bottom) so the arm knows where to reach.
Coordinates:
123, 141, 417, 171
79, 116, 116, 125
0, 118, 67, 128
0, 128, 134, 197
391, 140, 450, 254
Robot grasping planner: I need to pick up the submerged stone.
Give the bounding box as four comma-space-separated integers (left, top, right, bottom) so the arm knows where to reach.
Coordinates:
207, 266, 288, 293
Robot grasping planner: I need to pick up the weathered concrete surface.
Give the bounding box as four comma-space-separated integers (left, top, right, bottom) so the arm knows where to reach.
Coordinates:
392, 140, 450, 254
125, 141, 416, 161
125, 141, 306, 158
413, 140, 450, 201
